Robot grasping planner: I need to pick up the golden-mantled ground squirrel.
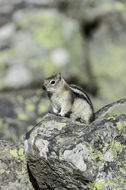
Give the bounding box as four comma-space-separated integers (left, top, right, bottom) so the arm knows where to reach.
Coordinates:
43, 73, 95, 124
43, 73, 126, 124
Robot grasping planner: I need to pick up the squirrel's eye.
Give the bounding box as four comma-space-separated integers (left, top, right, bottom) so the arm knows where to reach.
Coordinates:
50, 80, 55, 85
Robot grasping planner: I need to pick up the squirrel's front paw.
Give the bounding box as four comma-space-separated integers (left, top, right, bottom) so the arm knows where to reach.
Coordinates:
53, 107, 59, 114
59, 112, 65, 117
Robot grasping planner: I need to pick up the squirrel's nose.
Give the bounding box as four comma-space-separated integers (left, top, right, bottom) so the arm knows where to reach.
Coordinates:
42, 80, 48, 90
42, 85, 46, 90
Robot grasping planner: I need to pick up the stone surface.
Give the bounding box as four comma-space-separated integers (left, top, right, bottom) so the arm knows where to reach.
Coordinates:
25, 113, 126, 190
0, 140, 33, 190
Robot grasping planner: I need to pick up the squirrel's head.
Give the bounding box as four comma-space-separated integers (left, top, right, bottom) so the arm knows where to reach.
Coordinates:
42, 73, 63, 93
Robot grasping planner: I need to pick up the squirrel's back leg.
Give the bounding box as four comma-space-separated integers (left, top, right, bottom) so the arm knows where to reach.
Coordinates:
70, 98, 93, 124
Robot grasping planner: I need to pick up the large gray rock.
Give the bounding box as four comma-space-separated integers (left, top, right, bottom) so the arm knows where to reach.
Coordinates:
25, 113, 126, 190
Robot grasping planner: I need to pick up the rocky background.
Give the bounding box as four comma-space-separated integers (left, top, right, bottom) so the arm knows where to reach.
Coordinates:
0, 0, 126, 142
0, 0, 126, 189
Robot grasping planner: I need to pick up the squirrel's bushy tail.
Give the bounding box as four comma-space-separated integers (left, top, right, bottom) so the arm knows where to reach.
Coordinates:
95, 98, 126, 120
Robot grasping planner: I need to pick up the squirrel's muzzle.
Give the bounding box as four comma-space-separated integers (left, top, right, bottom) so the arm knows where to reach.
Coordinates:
42, 85, 46, 90
42, 79, 49, 90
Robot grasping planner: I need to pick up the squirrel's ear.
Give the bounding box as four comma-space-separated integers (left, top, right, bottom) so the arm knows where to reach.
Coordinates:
57, 73, 61, 80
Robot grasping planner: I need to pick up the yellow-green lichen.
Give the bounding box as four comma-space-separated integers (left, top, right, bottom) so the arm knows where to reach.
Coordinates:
10, 149, 18, 158
110, 175, 126, 188
18, 113, 28, 121
89, 146, 103, 161
117, 175, 125, 183
29, 12, 65, 48
0, 169, 10, 174
18, 148, 24, 156
116, 121, 123, 130
83, 144, 87, 148
10, 148, 25, 158
18, 171, 23, 175
60, 122, 66, 127
114, 142, 122, 148
66, 185, 72, 189
97, 151, 103, 161
59, 151, 63, 157
26, 103, 35, 112
89, 147, 97, 159
38, 104, 47, 114
108, 140, 125, 160
95, 180, 105, 190
119, 168, 126, 174
107, 116, 116, 120
88, 180, 105, 190
115, 2, 125, 11
107, 176, 125, 190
